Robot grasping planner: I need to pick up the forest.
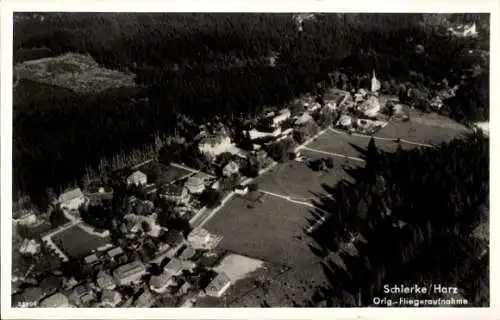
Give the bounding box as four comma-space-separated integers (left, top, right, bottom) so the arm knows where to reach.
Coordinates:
306, 131, 489, 307
13, 13, 489, 202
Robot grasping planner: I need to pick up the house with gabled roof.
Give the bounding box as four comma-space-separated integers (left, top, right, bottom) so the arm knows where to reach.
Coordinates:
127, 171, 148, 186
205, 271, 232, 298
159, 185, 190, 204
59, 188, 85, 211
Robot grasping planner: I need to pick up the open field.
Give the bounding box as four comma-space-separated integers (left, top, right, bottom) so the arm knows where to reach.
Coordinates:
14, 52, 136, 94
203, 195, 329, 306
306, 130, 417, 159
376, 110, 471, 145
50, 224, 111, 259
253, 158, 360, 200
204, 194, 322, 269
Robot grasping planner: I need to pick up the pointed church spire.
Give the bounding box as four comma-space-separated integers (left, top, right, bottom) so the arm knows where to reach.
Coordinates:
371, 69, 381, 93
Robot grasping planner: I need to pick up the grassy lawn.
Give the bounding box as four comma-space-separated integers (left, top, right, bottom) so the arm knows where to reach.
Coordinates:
51, 224, 111, 259
204, 194, 321, 269
376, 111, 471, 145
307, 130, 413, 158
253, 158, 359, 200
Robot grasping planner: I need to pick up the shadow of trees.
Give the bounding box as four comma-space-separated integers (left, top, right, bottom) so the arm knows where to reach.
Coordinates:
302, 133, 490, 307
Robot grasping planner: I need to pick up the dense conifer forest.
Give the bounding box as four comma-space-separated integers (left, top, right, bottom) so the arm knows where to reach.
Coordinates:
13, 13, 489, 202
306, 132, 489, 307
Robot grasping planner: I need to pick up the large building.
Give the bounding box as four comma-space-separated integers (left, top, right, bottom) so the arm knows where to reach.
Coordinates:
272, 108, 291, 127
159, 185, 190, 204
126, 171, 148, 186
198, 130, 232, 158
185, 175, 206, 194
205, 271, 232, 298
357, 96, 381, 118
113, 260, 147, 286
59, 188, 85, 211
96, 270, 116, 291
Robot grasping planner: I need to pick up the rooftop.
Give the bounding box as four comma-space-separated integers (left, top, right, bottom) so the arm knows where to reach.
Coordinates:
113, 260, 146, 279
59, 188, 84, 202
39, 292, 70, 307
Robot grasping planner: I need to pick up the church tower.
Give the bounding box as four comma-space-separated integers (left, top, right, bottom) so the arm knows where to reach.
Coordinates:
371, 70, 381, 93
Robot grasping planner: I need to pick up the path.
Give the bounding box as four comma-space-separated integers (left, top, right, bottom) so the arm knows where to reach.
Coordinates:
41, 222, 75, 262
170, 162, 216, 178
258, 189, 333, 218
328, 128, 434, 148
300, 146, 366, 163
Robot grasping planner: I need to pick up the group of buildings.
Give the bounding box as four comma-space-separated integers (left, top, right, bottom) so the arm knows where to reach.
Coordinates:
334, 71, 388, 134
13, 223, 232, 308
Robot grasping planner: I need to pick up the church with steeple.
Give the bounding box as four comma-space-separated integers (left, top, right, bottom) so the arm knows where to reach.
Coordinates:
371, 70, 381, 93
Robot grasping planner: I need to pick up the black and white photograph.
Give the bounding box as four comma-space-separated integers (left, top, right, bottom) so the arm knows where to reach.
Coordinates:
0, 0, 497, 318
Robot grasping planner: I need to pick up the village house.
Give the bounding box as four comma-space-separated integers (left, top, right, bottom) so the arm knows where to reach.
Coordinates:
19, 239, 41, 255
58, 188, 85, 211
205, 271, 232, 298
149, 272, 175, 294
13, 209, 38, 226
294, 112, 313, 126
185, 175, 206, 194
272, 108, 292, 127
106, 246, 125, 262
113, 260, 147, 286
187, 227, 212, 249
101, 289, 122, 307
430, 96, 443, 110
96, 270, 116, 291
83, 253, 99, 265
357, 96, 381, 118
39, 292, 72, 308
234, 185, 249, 195
69, 283, 94, 306
134, 289, 156, 307
448, 22, 478, 37
307, 102, 322, 113
126, 171, 148, 186
164, 258, 196, 276
159, 185, 190, 205
338, 115, 353, 128
326, 101, 337, 111
198, 130, 232, 158
248, 127, 282, 141
222, 160, 240, 177
178, 281, 194, 296
178, 245, 197, 260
